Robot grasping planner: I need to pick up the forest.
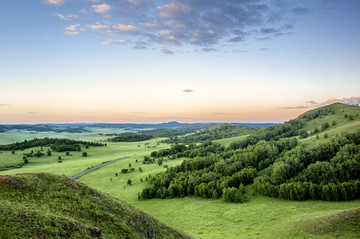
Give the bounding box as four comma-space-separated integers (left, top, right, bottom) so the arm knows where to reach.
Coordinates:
140, 105, 360, 203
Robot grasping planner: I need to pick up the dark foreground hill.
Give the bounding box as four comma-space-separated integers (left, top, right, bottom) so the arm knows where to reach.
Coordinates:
0, 173, 191, 239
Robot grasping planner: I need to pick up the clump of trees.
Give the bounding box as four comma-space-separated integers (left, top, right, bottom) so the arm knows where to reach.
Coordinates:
0, 138, 104, 152
254, 131, 360, 201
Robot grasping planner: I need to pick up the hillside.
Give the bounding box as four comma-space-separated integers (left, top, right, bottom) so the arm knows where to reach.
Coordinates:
0, 173, 191, 239
163, 124, 259, 144
140, 103, 360, 202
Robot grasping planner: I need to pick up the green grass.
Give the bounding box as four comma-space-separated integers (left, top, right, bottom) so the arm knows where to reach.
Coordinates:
2, 135, 360, 239
79, 175, 360, 239
301, 103, 360, 135
0, 127, 141, 144
0, 138, 168, 177
214, 134, 249, 147
0, 173, 191, 239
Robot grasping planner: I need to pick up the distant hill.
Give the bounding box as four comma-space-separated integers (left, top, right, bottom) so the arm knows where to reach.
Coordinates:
163, 124, 260, 144
0, 124, 89, 133
0, 121, 279, 134
0, 173, 191, 239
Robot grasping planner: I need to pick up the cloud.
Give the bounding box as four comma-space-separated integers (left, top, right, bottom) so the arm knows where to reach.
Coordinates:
102, 39, 126, 45
65, 24, 80, 31
42, 0, 66, 5
157, 3, 189, 18
280, 106, 311, 110
44, 0, 317, 51
64, 24, 84, 36
87, 23, 109, 30
53, 13, 78, 20
183, 89, 193, 93
212, 112, 227, 115
112, 24, 137, 32
163, 49, 174, 55
65, 31, 79, 36
0, 104, 11, 106
92, 4, 111, 14
319, 96, 360, 106
292, 7, 310, 15
281, 96, 360, 110
27, 112, 39, 114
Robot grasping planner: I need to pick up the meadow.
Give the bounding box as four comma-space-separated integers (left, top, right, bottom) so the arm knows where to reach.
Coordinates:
1, 134, 359, 238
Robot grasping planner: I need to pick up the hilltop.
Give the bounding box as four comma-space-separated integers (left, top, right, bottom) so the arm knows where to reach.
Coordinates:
0, 173, 191, 239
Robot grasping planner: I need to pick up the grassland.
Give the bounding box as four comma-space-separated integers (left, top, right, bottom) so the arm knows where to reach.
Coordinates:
0, 138, 168, 177
1, 104, 360, 239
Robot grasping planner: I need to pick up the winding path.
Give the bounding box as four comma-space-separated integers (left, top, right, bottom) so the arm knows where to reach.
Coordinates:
72, 156, 129, 179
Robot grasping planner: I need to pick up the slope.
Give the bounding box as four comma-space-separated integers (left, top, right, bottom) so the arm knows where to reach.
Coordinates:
0, 173, 191, 239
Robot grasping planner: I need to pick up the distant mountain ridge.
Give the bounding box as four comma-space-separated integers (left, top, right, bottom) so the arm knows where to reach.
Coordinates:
0, 121, 280, 133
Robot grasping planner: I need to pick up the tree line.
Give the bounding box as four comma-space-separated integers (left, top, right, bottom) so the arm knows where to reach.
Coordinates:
0, 138, 105, 152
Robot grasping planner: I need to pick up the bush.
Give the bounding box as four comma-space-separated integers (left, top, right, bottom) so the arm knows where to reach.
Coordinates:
223, 185, 247, 203
82, 152, 87, 157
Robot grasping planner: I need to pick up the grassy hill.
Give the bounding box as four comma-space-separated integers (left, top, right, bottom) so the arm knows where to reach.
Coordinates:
0, 173, 191, 239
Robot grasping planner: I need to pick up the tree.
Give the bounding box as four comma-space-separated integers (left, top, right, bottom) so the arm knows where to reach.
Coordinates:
223, 186, 247, 203
127, 179, 132, 185
299, 129, 309, 139
47, 149, 51, 156
139, 167, 143, 172
82, 152, 87, 157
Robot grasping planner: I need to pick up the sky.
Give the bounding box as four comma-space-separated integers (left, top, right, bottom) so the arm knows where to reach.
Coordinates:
0, 0, 360, 124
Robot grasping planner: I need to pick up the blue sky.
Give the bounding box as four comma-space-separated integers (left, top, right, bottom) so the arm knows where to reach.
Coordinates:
0, 0, 359, 123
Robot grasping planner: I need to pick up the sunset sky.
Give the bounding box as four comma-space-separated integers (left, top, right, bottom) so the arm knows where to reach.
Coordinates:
1, 0, 359, 124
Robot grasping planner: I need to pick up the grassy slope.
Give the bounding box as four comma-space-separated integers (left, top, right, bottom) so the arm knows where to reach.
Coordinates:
300, 103, 360, 135
0, 173, 191, 239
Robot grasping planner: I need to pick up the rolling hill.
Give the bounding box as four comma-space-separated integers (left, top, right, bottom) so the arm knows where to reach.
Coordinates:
0, 173, 191, 239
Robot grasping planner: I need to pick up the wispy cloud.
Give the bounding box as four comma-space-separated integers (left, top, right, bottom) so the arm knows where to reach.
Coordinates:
0, 104, 11, 106
42, 0, 66, 5
281, 96, 360, 110
44, 0, 317, 51
65, 24, 84, 36
101, 39, 126, 45
163, 49, 174, 55
183, 89, 193, 93
53, 13, 78, 20
319, 96, 360, 106
280, 106, 311, 110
